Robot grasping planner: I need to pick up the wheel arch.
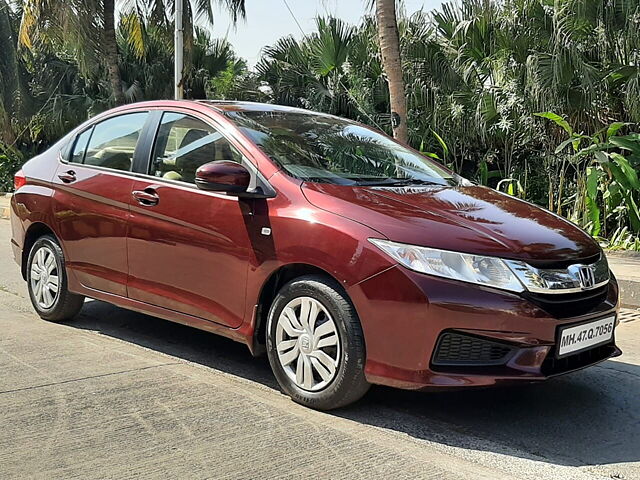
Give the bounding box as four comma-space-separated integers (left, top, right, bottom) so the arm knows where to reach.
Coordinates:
250, 263, 348, 356
21, 222, 59, 280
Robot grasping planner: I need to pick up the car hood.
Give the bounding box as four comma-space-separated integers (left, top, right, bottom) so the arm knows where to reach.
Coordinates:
301, 183, 600, 263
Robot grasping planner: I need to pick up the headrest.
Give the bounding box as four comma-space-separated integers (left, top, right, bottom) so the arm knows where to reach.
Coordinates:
176, 129, 216, 170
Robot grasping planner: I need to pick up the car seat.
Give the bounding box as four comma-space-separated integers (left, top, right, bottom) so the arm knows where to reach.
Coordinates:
99, 151, 131, 171
175, 129, 216, 183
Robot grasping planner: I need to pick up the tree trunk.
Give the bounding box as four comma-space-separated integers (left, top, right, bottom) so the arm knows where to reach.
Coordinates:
1, 1, 19, 144
103, 0, 125, 105
375, 0, 408, 144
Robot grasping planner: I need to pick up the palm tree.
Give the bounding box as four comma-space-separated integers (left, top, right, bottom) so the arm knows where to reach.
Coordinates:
374, 0, 408, 144
257, 17, 382, 123
117, 15, 247, 101
18, 0, 246, 105
186, 30, 244, 98
104, 0, 125, 104
0, 0, 21, 143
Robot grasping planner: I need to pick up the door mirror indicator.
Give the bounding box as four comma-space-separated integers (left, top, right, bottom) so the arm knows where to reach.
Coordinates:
195, 161, 251, 194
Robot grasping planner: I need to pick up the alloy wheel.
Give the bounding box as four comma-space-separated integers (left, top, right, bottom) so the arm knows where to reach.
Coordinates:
30, 245, 60, 309
275, 296, 341, 391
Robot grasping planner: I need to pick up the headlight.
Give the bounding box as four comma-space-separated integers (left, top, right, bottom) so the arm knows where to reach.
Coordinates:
369, 239, 524, 293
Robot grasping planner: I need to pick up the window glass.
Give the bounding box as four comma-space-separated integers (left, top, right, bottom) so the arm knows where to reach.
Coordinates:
70, 128, 92, 164
83, 112, 148, 171
151, 112, 242, 183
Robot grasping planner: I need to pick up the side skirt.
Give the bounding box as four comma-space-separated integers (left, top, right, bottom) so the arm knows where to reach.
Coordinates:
71, 283, 252, 348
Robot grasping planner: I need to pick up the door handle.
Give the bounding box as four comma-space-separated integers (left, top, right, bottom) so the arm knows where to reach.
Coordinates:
132, 188, 159, 206
58, 170, 76, 183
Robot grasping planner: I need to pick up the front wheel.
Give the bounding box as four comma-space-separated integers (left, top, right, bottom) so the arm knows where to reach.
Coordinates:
27, 235, 84, 322
266, 275, 369, 410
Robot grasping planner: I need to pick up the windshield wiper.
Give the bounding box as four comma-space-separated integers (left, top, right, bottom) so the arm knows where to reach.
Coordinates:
355, 178, 445, 187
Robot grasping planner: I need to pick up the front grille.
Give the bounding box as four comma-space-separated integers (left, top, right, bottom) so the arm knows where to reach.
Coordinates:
541, 343, 617, 376
525, 254, 601, 270
523, 284, 609, 318
432, 332, 514, 366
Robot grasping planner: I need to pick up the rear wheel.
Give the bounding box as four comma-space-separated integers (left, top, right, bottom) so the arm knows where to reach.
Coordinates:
27, 235, 84, 322
266, 275, 369, 410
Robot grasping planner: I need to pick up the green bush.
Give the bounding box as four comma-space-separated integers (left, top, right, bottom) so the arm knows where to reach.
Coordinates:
0, 143, 24, 193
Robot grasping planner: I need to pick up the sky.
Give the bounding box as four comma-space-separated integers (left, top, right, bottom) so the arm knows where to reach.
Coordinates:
211, 0, 446, 67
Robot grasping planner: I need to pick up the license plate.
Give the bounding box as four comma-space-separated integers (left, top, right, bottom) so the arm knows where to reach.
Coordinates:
557, 316, 616, 357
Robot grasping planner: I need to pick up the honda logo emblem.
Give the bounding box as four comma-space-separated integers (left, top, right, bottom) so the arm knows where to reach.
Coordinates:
576, 265, 596, 289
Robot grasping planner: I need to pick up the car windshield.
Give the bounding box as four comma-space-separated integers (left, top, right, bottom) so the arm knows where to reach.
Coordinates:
225, 110, 459, 186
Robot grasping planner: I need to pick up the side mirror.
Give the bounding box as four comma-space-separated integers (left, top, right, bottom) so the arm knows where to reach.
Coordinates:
195, 161, 251, 194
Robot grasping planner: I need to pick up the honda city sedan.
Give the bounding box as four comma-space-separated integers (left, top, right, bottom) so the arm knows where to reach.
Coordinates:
10, 100, 621, 409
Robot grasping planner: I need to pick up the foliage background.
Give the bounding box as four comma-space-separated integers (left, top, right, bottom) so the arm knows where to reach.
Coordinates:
2, 0, 640, 248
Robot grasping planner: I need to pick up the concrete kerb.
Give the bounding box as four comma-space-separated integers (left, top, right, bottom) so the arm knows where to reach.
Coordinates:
0, 193, 10, 220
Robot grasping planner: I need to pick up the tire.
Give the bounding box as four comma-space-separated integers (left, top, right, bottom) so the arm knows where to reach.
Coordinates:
266, 274, 370, 410
26, 234, 84, 322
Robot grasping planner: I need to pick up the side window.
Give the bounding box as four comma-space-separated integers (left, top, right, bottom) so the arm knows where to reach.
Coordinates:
151, 112, 242, 184
70, 128, 92, 164
83, 112, 149, 172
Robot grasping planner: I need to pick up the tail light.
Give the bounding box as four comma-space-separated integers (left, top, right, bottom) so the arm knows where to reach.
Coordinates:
14, 169, 26, 191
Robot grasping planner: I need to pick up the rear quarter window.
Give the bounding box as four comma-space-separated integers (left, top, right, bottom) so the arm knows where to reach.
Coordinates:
70, 128, 93, 164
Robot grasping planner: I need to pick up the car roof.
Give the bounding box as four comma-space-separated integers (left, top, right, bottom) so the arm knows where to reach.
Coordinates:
117, 99, 312, 114
106, 100, 349, 128
109, 99, 329, 118
196, 100, 320, 115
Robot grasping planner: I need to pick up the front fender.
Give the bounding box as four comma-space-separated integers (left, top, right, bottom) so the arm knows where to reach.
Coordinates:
238, 186, 395, 349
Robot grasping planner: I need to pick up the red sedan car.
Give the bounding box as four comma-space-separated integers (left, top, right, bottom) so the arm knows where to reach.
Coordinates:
10, 100, 620, 409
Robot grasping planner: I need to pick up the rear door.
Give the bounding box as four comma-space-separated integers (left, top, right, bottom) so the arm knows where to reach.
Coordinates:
52, 111, 151, 296
126, 110, 253, 327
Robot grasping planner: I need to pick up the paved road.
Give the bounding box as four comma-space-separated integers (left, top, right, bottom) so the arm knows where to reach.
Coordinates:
0, 220, 639, 480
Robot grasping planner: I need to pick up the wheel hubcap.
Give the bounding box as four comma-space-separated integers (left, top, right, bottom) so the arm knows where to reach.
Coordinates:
30, 246, 59, 309
275, 297, 340, 392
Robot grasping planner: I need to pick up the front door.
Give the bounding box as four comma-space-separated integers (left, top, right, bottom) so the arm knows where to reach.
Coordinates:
52, 111, 150, 296
126, 111, 253, 328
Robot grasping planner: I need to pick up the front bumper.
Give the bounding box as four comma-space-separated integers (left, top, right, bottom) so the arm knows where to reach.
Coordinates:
348, 265, 621, 390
